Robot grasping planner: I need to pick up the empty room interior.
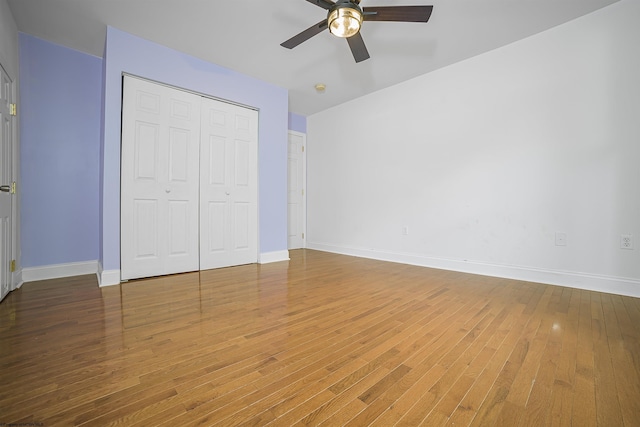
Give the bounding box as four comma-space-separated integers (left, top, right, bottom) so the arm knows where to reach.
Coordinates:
0, 0, 639, 425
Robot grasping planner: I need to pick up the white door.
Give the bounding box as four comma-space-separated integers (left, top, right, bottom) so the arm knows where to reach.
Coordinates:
287, 131, 306, 249
121, 76, 202, 280
200, 98, 258, 269
0, 66, 13, 301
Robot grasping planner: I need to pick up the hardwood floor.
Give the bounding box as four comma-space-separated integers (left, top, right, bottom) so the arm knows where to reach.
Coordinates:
1, 249, 639, 426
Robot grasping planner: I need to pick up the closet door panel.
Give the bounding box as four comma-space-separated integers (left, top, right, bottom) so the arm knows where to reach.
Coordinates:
200, 98, 258, 270
121, 76, 201, 280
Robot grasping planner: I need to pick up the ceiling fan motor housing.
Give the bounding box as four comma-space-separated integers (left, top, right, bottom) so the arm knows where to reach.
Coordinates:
328, 1, 364, 38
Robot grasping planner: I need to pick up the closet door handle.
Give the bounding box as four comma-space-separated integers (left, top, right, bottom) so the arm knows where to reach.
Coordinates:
0, 185, 10, 193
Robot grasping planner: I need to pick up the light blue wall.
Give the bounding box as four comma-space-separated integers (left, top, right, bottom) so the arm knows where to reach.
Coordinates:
18, 28, 290, 272
288, 112, 307, 133
19, 34, 102, 268
101, 27, 289, 272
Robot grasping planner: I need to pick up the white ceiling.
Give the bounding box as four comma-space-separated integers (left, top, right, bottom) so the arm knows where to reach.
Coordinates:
7, 0, 618, 116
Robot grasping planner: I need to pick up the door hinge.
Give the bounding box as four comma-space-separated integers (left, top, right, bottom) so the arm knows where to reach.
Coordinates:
9, 103, 17, 116
10, 260, 16, 272
301, 189, 304, 196
302, 233, 305, 239
301, 146, 305, 152
11, 182, 16, 194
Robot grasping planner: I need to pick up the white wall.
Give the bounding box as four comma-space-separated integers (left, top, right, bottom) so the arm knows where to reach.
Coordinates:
0, 0, 18, 79
307, 0, 640, 297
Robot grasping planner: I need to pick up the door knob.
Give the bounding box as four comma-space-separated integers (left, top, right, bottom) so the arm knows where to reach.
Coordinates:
225, 191, 230, 196
165, 188, 171, 193
0, 185, 10, 193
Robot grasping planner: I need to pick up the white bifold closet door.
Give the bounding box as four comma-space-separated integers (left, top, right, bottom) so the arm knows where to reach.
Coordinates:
121, 76, 258, 281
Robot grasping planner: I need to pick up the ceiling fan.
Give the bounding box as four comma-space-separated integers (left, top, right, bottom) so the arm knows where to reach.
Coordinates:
281, 0, 434, 63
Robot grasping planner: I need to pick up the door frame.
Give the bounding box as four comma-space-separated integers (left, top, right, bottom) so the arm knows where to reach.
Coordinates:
287, 130, 307, 249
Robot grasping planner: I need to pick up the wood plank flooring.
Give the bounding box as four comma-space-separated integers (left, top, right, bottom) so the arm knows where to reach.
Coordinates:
1, 249, 639, 426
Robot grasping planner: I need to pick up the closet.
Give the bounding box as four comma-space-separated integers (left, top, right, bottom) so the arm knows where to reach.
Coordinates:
120, 76, 258, 280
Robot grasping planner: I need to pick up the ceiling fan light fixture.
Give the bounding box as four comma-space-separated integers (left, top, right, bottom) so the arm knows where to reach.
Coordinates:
280, 1, 434, 63
328, 6, 363, 38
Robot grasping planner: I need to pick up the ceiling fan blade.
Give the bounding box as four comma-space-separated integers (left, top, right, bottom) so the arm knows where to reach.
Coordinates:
305, 0, 335, 10
281, 19, 329, 49
346, 32, 370, 63
363, 6, 433, 22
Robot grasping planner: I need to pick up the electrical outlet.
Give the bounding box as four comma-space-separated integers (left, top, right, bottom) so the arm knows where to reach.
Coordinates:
555, 232, 567, 246
621, 234, 633, 250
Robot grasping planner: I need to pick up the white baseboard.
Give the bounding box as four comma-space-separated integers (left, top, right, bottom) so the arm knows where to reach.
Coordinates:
307, 242, 640, 298
97, 262, 121, 287
259, 250, 290, 264
22, 260, 99, 283
12, 269, 23, 291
